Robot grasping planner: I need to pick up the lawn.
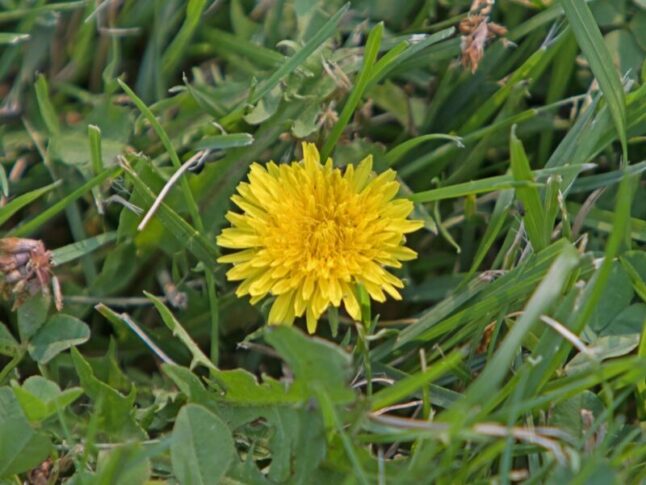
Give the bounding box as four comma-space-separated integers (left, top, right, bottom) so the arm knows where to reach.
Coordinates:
1, 0, 646, 483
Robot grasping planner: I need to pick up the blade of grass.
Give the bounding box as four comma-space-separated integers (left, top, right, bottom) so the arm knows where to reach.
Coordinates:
409, 179, 538, 203
120, 160, 218, 270
162, 0, 207, 79
408, 164, 589, 203
34, 74, 60, 136
566, 202, 646, 242
88, 125, 104, 212
367, 27, 455, 88
0, 33, 30, 44
202, 28, 284, 68
395, 239, 575, 348
463, 243, 580, 405
11, 167, 121, 237
525, 172, 638, 395
145, 292, 217, 373
370, 351, 462, 412
220, 3, 349, 126
118, 78, 221, 365
96, 304, 176, 365
194, 133, 254, 151
0, 181, 60, 228
510, 125, 548, 251
117, 79, 202, 231
384, 134, 463, 167
51, 232, 117, 266
561, 0, 628, 161
314, 386, 370, 485
0, 1, 86, 23
464, 189, 514, 278
460, 38, 559, 134
320, 21, 383, 160
570, 161, 646, 194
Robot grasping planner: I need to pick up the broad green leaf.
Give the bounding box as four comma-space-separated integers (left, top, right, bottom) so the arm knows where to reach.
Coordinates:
244, 85, 282, 125
0, 388, 51, 478
266, 406, 327, 483
588, 261, 634, 333
0, 324, 19, 357
71, 348, 139, 435
17, 293, 50, 343
12, 376, 82, 422
549, 391, 604, 438
565, 334, 640, 375
621, 251, 646, 301
601, 303, 646, 336
265, 326, 355, 403
28, 313, 90, 364
49, 131, 124, 174
292, 102, 321, 139
194, 133, 254, 151
171, 404, 234, 485
96, 444, 152, 485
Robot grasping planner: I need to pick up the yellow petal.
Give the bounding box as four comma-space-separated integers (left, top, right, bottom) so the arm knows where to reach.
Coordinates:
342, 284, 361, 321
306, 306, 318, 334
217, 249, 257, 264
302, 142, 320, 171
268, 292, 295, 325
352, 155, 373, 191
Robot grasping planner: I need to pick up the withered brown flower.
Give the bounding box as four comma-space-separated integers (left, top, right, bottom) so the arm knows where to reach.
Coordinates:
0, 237, 62, 311
460, 0, 508, 73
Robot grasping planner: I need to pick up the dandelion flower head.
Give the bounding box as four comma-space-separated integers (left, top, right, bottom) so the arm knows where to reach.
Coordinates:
216, 143, 423, 333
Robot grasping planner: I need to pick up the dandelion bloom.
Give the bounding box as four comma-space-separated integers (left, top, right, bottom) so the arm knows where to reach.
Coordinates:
216, 143, 423, 333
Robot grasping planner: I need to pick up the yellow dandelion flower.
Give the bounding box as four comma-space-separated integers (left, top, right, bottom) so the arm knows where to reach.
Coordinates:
216, 143, 423, 334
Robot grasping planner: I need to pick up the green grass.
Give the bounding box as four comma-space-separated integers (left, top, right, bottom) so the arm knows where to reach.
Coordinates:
1, 0, 646, 483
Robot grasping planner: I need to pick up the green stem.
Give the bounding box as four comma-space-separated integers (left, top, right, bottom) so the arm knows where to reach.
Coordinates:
357, 285, 373, 396
205, 271, 220, 366
0, 351, 23, 384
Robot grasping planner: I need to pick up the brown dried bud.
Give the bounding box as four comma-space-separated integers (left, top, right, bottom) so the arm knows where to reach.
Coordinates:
459, 0, 507, 73
0, 237, 61, 311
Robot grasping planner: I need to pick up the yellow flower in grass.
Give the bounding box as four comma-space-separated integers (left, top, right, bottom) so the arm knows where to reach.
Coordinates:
216, 143, 423, 333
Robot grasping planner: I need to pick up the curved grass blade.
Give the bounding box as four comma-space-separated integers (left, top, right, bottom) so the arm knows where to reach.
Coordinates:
0, 181, 60, 228
11, 167, 120, 237
561, 0, 627, 161
384, 134, 463, 167
321, 21, 383, 161
51, 232, 117, 266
